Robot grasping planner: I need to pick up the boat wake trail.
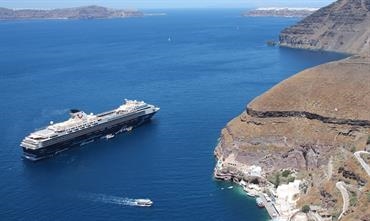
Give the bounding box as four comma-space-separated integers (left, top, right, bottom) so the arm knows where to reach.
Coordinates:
79, 193, 138, 207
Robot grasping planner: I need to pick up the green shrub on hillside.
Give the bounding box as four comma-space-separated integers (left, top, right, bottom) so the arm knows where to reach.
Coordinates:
275, 173, 280, 188
301, 205, 310, 213
282, 170, 291, 177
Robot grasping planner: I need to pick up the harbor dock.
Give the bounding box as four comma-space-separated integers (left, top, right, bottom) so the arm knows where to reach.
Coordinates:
258, 193, 279, 219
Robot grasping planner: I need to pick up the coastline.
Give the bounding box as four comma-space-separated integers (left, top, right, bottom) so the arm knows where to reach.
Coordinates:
214, 148, 300, 221
214, 145, 370, 220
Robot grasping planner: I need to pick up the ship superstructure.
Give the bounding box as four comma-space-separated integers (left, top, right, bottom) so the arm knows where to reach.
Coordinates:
21, 99, 159, 161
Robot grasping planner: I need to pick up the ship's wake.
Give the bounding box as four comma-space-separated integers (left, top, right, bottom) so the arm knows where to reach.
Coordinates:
79, 193, 138, 207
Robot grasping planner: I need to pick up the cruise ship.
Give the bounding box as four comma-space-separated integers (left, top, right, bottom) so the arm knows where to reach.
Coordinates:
20, 99, 160, 161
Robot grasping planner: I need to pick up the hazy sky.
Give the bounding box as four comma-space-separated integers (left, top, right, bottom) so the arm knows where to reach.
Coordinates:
1, 0, 336, 9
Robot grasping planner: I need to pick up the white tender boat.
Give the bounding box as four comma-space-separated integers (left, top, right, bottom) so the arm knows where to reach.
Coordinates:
135, 199, 153, 207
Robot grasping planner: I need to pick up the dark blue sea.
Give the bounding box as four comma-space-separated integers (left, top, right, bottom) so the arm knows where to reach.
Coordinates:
0, 10, 345, 221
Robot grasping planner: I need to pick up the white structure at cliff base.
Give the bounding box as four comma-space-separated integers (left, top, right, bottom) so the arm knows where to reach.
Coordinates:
275, 180, 302, 218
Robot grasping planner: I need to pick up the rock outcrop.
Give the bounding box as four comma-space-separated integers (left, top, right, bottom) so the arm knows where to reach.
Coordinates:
0, 5, 143, 20
279, 0, 370, 54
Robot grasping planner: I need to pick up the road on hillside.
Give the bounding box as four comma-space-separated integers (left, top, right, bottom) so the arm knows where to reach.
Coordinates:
336, 181, 349, 221
354, 151, 370, 176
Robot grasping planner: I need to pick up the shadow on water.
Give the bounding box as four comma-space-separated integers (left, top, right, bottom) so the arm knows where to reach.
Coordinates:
278, 46, 349, 67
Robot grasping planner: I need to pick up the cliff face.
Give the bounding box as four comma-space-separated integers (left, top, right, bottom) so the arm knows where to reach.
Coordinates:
214, 55, 370, 218
215, 55, 370, 172
279, 0, 370, 54
0, 6, 143, 20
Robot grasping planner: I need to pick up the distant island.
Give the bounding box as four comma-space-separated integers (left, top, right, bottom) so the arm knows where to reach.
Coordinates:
244, 7, 318, 17
0, 5, 144, 20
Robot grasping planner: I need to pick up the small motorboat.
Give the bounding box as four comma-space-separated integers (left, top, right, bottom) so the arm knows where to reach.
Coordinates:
256, 197, 265, 208
135, 199, 153, 207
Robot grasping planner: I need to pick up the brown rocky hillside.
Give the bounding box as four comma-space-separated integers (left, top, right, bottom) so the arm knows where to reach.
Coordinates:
279, 0, 370, 54
214, 0, 370, 220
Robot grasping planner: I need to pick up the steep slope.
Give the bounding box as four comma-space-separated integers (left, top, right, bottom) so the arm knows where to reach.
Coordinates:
214, 55, 370, 219
279, 0, 370, 54
216, 54, 370, 172
248, 55, 370, 122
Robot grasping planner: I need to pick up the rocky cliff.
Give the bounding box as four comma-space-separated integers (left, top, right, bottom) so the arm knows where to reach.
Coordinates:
215, 55, 370, 171
214, 55, 370, 219
0, 6, 143, 20
279, 0, 370, 54
215, 0, 370, 219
